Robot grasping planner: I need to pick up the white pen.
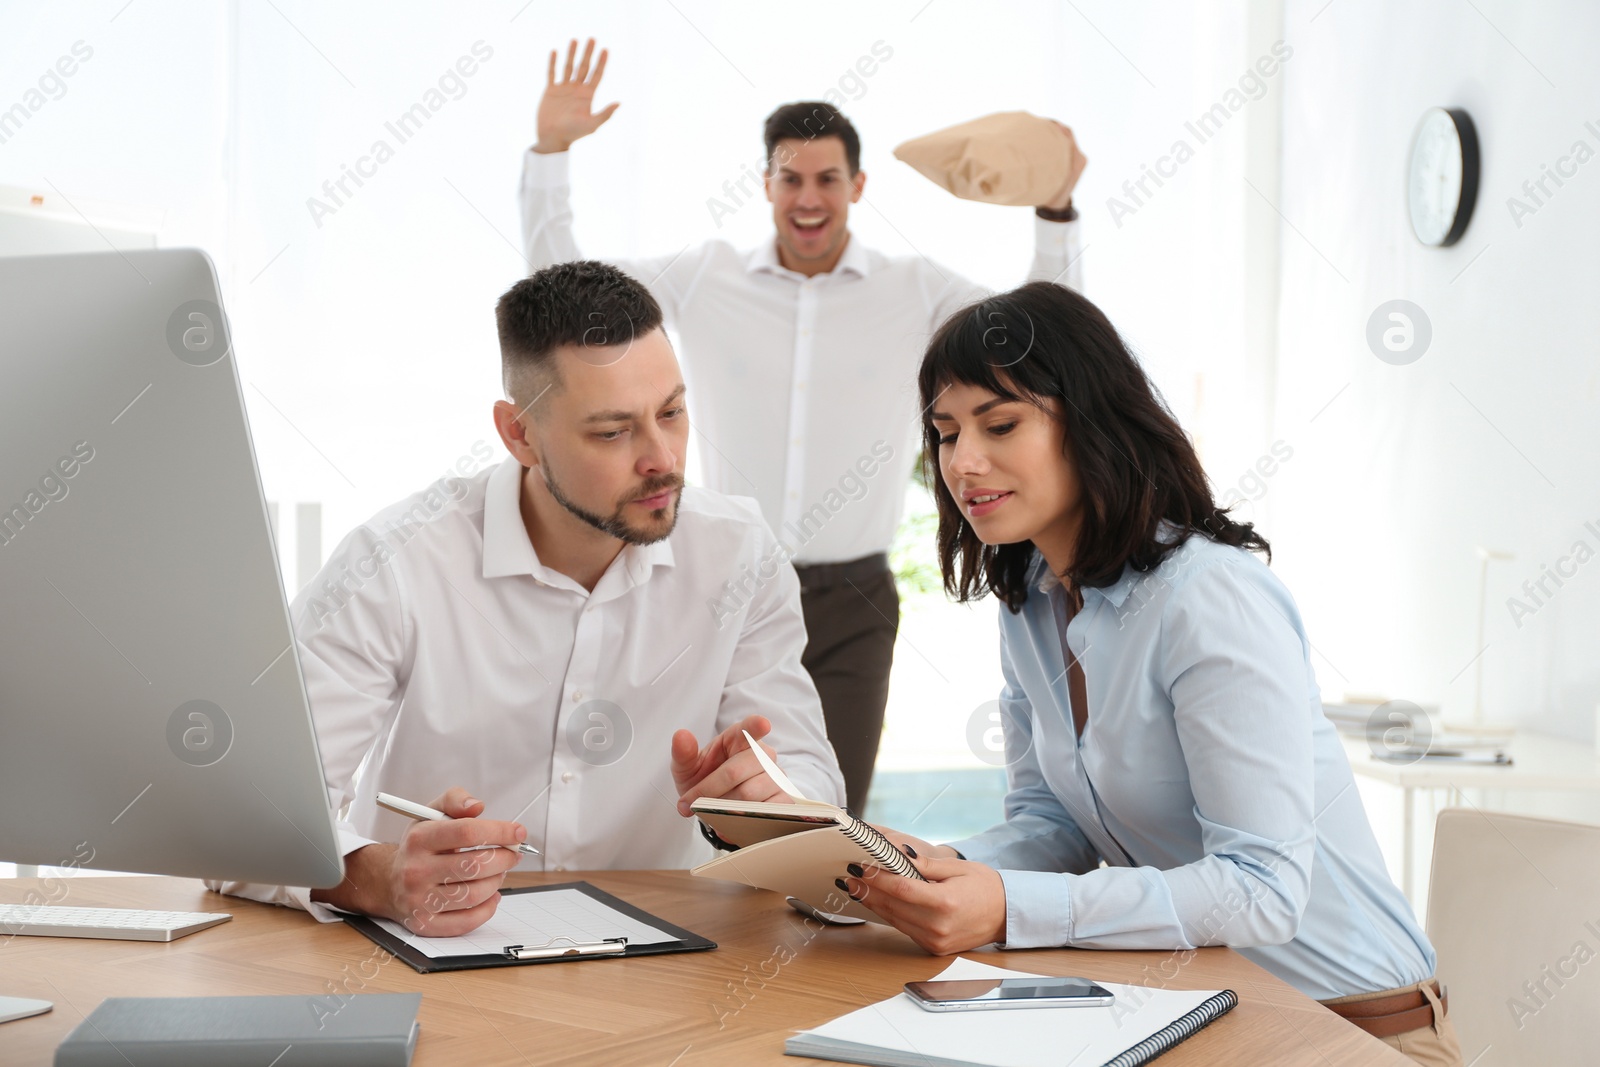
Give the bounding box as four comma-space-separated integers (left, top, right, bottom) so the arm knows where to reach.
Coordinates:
376, 792, 541, 856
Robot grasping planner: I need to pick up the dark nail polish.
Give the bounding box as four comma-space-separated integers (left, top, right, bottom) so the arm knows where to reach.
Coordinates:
901, 843, 918, 858
834, 877, 851, 894
846, 862, 864, 878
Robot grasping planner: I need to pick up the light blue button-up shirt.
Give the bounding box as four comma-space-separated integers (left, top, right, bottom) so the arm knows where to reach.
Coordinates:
948, 531, 1435, 1000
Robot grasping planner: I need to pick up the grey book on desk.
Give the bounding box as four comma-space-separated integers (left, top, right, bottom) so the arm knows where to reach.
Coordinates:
54, 993, 420, 1067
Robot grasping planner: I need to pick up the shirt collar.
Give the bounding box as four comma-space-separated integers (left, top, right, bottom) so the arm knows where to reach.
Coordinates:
617, 534, 676, 589
745, 231, 870, 280
1030, 523, 1192, 609
482, 458, 538, 580
481, 457, 676, 587
1029, 550, 1139, 609
1085, 566, 1139, 609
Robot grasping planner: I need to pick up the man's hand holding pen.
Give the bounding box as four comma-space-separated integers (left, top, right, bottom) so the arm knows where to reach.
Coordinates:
311, 787, 530, 936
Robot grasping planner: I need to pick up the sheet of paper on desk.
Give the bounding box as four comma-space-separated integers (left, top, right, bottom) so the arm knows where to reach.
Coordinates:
787, 957, 1221, 1067
372, 886, 680, 959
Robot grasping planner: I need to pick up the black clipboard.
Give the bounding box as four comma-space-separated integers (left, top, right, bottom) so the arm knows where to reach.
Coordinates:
342, 881, 717, 973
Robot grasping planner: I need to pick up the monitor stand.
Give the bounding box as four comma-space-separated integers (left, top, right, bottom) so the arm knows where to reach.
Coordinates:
5, 862, 54, 1022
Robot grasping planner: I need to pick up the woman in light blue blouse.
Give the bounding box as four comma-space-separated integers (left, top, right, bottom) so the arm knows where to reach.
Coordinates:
849, 282, 1461, 1065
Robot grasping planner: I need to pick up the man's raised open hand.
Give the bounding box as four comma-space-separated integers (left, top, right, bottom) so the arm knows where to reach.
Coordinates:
534, 37, 619, 154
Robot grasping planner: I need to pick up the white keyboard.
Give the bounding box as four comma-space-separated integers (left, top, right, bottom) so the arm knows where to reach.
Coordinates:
0, 904, 231, 942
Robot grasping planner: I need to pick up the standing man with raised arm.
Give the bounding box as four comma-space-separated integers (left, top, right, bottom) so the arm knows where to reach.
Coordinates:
519, 38, 1087, 815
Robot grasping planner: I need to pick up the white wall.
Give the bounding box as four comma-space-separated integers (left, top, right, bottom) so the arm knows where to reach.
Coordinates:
0, 6, 232, 239
0, 0, 1290, 580
1269, 0, 1600, 745
13, 0, 1587, 741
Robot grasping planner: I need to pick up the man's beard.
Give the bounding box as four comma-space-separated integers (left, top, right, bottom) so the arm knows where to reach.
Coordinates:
543, 463, 683, 545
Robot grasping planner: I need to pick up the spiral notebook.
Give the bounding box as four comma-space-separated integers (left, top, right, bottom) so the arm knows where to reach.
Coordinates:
785, 957, 1238, 1067
690, 732, 923, 922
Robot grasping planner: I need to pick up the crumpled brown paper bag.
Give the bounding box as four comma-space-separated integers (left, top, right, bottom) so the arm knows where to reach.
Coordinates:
893, 111, 1072, 206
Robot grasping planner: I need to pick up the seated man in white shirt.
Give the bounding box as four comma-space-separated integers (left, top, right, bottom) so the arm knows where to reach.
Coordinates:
207, 259, 845, 935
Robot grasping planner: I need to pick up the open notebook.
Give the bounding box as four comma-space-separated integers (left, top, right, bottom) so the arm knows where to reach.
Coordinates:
786, 957, 1237, 1067
691, 732, 924, 923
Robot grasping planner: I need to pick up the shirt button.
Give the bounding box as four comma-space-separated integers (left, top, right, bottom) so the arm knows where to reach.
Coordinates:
562, 771, 575, 783
572, 690, 583, 702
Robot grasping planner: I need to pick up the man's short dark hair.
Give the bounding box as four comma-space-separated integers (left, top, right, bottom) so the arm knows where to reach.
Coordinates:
495, 260, 663, 409
763, 101, 861, 176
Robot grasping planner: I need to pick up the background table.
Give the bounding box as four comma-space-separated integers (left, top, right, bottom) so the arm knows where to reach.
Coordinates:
1, 871, 1410, 1066
1341, 730, 1600, 907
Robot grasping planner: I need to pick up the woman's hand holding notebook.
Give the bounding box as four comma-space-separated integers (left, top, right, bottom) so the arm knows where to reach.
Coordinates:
690, 732, 926, 924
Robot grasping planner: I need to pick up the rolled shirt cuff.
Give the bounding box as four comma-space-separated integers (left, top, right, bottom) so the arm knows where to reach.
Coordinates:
202, 878, 358, 924
204, 826, 377, 923
995, 868, 1074, 950
291, 884, 358, 924
1033, 211, 1078, 256
521, 147, 571, 190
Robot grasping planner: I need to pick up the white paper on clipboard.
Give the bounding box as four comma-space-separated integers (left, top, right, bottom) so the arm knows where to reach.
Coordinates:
372, 886, 680, 959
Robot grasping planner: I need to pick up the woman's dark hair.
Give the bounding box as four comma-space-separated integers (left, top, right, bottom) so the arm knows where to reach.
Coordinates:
917, 280, 1269, 613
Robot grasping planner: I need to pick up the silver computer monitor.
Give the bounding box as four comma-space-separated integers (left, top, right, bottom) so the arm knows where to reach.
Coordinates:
0, 248, 342, 889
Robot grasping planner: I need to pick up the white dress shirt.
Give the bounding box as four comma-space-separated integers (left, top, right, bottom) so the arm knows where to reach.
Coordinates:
207, 458, 845, 921
520, 149, 1085, 564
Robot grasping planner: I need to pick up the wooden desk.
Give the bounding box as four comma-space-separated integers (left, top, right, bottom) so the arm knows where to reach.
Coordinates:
2, 873, 1409, 1066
